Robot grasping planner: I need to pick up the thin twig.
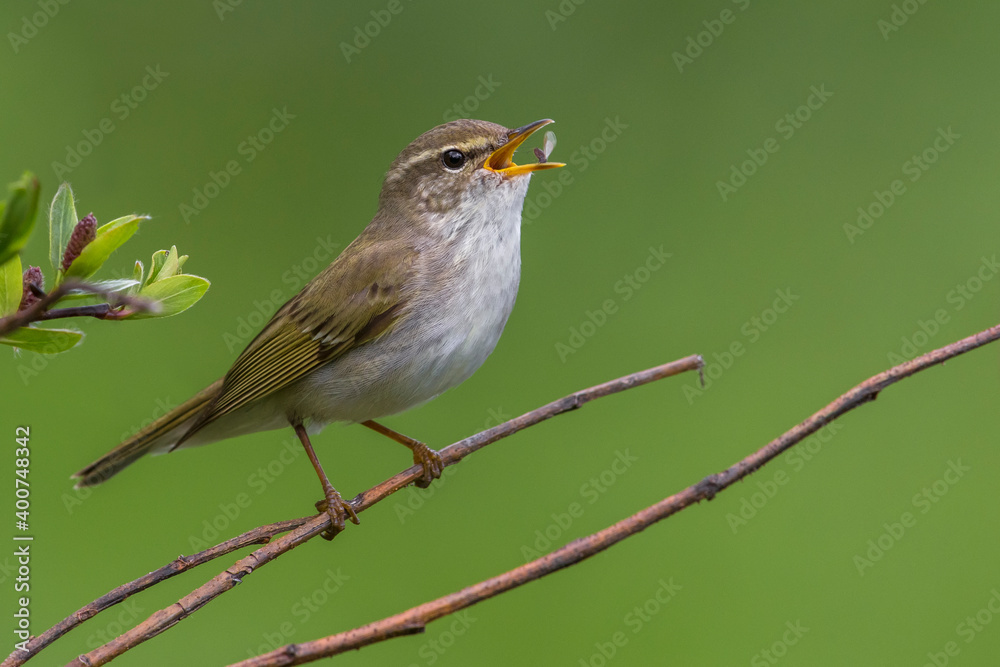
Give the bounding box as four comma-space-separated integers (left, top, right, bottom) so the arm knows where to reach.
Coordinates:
38, 304, 115, 321
0, 280, 157, 336
56, 356, 704, 667
0, 281, 76, 335
228, 323, 1000, 666
0, 518, 310, 667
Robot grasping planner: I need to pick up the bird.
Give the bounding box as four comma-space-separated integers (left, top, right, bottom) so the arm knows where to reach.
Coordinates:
74, 118, 564, 538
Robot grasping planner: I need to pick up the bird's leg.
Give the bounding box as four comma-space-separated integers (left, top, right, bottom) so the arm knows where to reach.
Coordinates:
361, 420, 443, 489
292, 422, 359, 540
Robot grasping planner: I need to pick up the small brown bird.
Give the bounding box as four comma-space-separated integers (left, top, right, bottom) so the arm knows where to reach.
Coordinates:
74, 119, 564, 537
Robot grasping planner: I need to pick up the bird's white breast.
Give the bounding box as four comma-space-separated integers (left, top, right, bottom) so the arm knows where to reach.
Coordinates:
287, 175, 530, 426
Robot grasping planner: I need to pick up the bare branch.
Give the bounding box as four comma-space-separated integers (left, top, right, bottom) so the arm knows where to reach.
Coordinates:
228, 323, 1000, 666
1, 519, 310, 667
7, 356, 703, 666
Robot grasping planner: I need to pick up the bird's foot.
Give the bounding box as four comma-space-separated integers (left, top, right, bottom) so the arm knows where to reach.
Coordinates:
411, 442, 443, 489
314, 488, 359, 540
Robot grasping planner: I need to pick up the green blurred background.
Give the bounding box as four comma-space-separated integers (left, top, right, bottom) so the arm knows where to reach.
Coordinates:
3, 1, 999, 664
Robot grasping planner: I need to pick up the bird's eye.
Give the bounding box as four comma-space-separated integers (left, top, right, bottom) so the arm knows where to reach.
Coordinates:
441, 149, 466, 170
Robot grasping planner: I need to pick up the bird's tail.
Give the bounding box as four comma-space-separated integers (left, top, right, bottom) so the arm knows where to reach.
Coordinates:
73, 380, 222, 488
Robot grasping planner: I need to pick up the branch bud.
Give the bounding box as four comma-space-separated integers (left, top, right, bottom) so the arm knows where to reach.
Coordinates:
19, 265, 44, 311
61, 213, 98, 272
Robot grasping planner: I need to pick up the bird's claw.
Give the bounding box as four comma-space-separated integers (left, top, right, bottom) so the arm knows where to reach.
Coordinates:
412, 443, 443, 489
315, 489, 359, 540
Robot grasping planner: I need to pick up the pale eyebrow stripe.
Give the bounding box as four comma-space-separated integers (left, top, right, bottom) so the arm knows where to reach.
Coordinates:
396, 138, 495, 170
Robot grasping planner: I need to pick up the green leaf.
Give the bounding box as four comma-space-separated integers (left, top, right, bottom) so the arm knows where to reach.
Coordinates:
56, 279, 140, 303
156, 245, 180, 282
129, 260, 144, 294
144, 249, 168, 286
0, 172, 41, 267
130, 274, 210, 319
63, 214, 148, 280
0, 326, 83, 353
83, 278, 140, 294
48, 182, 78, 274
0, 255, 22, 316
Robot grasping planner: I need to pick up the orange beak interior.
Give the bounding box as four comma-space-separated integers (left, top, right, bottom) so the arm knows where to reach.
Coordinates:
485, 119, 565, 177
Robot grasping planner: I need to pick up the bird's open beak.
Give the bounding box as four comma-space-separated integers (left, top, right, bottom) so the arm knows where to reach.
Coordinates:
485, 119, 565, 177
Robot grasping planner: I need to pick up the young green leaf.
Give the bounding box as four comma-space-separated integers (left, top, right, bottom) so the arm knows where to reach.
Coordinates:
0, 255, 23, 316
56, 279, 141, 303
145, 249, 167, 286
130, 274, 210, 319
0, 172, 41, 267
48, 183, 78, 274
129, 260, 144, 294
63, 214, 148, 280
0, 326, 83, 353
156, 245, 180, 282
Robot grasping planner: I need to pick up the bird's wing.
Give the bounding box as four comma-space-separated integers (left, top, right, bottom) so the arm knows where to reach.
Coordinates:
179, 238, 417, 442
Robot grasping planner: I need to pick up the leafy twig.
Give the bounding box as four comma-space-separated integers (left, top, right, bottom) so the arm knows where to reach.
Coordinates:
0, 280, 157, 336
